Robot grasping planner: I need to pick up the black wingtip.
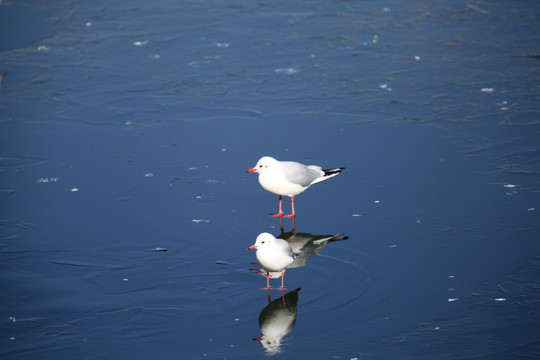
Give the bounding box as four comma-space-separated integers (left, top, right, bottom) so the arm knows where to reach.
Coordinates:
322, 167, 344, 176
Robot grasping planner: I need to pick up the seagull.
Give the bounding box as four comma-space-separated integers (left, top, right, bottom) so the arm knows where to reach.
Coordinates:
248, 232, 296, 290
246, 156, 344, 217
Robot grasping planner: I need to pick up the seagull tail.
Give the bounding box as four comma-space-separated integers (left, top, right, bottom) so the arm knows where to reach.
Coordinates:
322, 167, 344, 177
311, 167, 344, 184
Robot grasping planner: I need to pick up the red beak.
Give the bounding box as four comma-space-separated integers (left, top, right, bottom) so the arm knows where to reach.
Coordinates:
247, 244, 257, 250
245, 168, 257, 173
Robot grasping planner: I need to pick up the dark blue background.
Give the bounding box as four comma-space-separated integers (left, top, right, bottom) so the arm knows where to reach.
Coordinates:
1, 1, 539, 358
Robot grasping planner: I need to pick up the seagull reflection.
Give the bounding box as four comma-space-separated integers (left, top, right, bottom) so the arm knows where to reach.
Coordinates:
254, 288, 301, 356
278, 215, 295, 234
278, 231, 348, 268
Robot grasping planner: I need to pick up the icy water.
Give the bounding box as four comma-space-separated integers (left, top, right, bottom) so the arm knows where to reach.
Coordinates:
1, 0, 539, 359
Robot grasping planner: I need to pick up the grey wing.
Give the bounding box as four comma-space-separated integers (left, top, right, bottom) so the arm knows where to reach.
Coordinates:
282, 161, 323, 187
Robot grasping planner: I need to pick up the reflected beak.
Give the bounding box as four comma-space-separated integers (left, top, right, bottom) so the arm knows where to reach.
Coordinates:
245, 168, 257, 173
247, 244, 257, 250
252, 337, 263, 342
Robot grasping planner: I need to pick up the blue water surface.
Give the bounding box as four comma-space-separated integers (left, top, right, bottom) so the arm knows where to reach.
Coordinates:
1, 1, 539, 359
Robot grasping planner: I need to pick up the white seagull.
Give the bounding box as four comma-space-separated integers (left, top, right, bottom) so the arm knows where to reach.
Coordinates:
248, 232, 295, 290
246, 156, 344, 217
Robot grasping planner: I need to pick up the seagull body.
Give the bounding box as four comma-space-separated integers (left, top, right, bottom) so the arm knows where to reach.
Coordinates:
246, 156, 344, 217
248, 232, 295, 290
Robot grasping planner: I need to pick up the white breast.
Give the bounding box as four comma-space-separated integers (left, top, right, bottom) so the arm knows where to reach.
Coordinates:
258, 168, 308, 197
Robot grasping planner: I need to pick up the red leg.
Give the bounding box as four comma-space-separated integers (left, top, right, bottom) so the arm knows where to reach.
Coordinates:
277, 271, 287, 291
283, 196, 296, 218
261, 272, 271, 290
270, 195, 284, 217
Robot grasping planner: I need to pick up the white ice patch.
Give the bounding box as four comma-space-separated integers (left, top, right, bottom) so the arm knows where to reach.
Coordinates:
37, 177, 60, 183
133, 40, 148, 47
274, 68, 299, 75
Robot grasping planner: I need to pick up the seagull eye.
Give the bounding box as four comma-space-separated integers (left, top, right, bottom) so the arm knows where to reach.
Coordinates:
259, 165, 262, 168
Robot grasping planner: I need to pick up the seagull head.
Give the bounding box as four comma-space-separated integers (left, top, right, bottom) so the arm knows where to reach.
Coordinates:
245, 156, 276, 174
247, 232, 276, 251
